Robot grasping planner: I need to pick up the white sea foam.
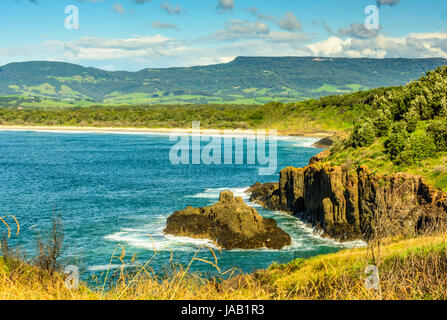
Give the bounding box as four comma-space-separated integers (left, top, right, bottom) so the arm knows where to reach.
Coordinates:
87, 263, 139, 272
104, 229, 217, 252
270, 210, 367, 249
182, 186, 366, 252
187, 186, 251, 201
291, 138, 320, 148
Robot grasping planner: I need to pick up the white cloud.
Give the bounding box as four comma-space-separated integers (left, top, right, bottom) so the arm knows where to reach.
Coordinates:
1, 31, 446, 70
339, 23, 380, 39
112, 4, 125, 15
278, 12, 302, 32
205, 19, 310, 42
247, 9, 303, 32
208, 20, 270, 41
161, 2, 184, 15
306, 33, 447, 58
377, 0, 399, 7
153, 21, 181, 31
217, 0, 234, 13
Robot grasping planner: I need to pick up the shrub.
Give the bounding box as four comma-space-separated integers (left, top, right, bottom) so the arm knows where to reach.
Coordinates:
396, 135, 437, 165
350, 119, 376, 147
427, 119, 447, 152
404, 107, 420, 133
374, 108, 393, 137
35, 214, 64, 276
384, 121, 409, 160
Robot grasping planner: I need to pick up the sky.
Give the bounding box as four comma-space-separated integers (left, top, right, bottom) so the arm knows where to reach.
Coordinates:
0, 0, 446, 71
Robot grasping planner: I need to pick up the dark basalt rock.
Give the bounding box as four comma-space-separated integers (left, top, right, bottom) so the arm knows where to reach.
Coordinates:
247, 153, 447, 241
312, 136, 334, 149
164, 191, 291, 250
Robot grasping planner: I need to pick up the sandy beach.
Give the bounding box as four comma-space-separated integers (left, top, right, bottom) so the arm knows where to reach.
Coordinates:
0, 125, 333, 138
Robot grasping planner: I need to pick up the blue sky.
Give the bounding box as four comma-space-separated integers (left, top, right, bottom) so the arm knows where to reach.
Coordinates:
0, 0, 446, 70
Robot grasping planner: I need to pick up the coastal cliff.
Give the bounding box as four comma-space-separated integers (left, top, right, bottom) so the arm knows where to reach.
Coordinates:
248, 157, 447, 241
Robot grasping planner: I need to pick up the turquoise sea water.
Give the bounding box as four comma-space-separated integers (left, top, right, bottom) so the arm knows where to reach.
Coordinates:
0, 130, 360, 280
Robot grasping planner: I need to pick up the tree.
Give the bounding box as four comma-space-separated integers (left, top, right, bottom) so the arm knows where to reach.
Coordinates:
374, 108, 393, 137
404, 107, 420, 133
427, 119, 447, 152
350, 119, 376, 147
385, 121, 409, 160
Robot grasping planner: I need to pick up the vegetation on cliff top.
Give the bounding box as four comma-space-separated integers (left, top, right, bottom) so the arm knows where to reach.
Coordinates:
325, 66, 447, 191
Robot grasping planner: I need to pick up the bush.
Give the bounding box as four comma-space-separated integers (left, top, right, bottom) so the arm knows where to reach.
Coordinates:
350, 119, 376, 147
404, 107, 420, 133
35, 214, 64, 276
427, 119, 447, 152
373, 108, 393, 137
385, 121, 409, 160
395, 135, 437, 165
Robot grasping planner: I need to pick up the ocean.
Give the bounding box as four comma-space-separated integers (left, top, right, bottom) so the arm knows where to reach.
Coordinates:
0, 130, 362, 280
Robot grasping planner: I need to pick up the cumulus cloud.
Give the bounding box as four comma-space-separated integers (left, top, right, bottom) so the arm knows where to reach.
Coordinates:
153, 21, 180, 31
112, 4, 125, 15
161, 2, 184, 15
132, 0, 152, 4
339, 23, 380, 39
203, 18, 310, 45
377, 0, 400, 7
306, 33, 447, 59
14, 0, 38, 3
217, 0, 234, 13
278, 12, 302, 32
208, 19, 269, 41
1, 22, 445, 70
247, 8, 302, 32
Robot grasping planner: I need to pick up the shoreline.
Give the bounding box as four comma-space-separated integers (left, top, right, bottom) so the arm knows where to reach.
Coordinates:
0, 125, 333, 138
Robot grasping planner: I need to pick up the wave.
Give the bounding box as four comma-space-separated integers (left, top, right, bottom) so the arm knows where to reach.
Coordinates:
87, 264, 140, 272
103, 184, 364, 259
269, 210, 367, 249
104, 229, 217, 252
186, 186, 251, 201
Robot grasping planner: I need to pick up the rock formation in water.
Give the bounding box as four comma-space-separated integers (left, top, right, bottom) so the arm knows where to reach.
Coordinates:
312, 136, 334, 149
164, 191, 291, 250
248, 156, 447, 241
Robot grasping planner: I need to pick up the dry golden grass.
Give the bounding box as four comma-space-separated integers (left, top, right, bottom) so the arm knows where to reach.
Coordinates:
1, 234, 447, 300
264, 235, 447, 300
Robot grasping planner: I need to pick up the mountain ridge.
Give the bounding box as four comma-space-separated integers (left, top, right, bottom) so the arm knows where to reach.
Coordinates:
1, 56, 446, 106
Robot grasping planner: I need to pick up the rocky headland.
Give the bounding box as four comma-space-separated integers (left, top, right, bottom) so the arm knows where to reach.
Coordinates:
248, 154, 447, 241
164, 191, 291, 250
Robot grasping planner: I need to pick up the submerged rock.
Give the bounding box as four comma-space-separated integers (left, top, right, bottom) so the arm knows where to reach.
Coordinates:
164, 191, 291, 250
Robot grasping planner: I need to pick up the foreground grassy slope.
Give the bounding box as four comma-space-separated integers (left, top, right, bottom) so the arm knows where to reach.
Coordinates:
2, 234, 447, 300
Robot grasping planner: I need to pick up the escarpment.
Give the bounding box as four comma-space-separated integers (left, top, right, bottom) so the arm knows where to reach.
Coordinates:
248, 158, 447, 241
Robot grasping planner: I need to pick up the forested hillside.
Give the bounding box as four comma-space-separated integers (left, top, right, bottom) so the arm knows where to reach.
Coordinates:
327, 66, 447, 190
0, 57, 446, 106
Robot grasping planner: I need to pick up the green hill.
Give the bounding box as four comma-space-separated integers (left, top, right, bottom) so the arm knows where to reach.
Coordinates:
1, 57, 446, 106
